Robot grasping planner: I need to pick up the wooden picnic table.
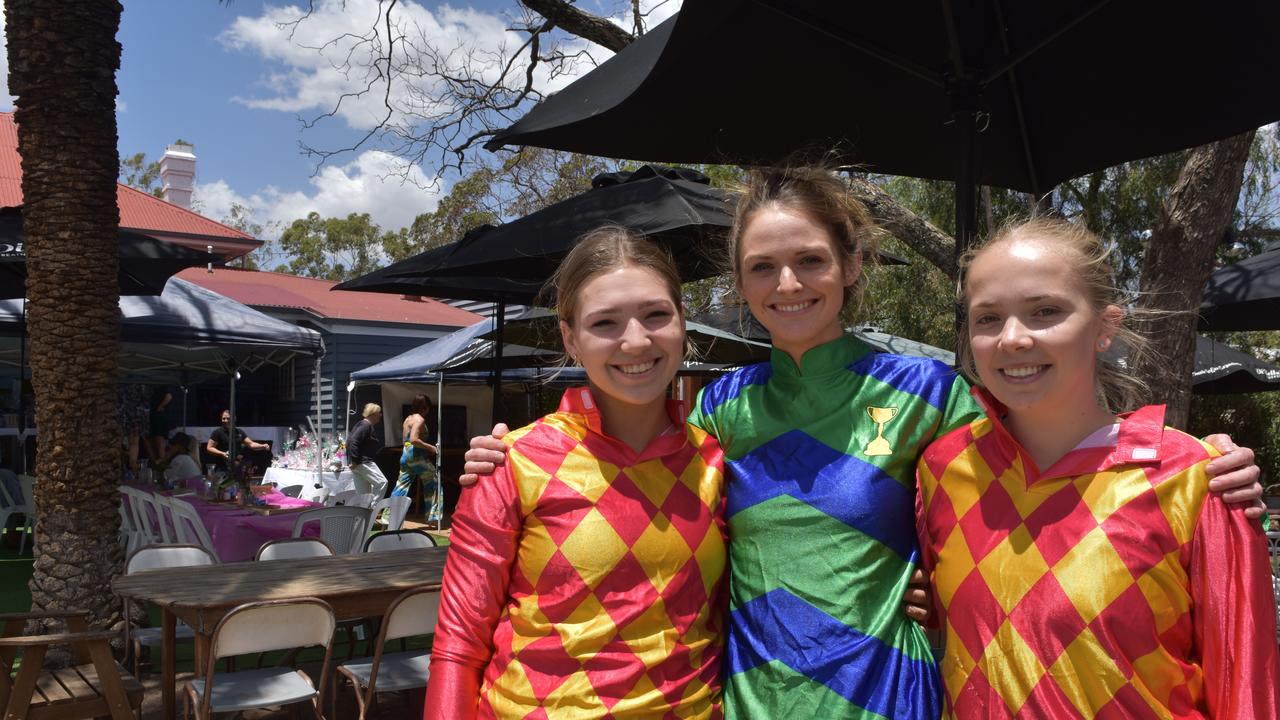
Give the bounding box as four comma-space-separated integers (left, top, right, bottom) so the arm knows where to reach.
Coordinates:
111, 546, 447, 720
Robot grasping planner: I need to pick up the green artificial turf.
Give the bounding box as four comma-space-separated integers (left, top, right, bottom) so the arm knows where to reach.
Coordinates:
0, 543, 34, 615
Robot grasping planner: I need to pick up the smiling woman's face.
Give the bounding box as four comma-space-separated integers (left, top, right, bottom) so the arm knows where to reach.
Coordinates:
737, 206, 859, 364
966, 237, 1118, 420
559, 264, 685, 409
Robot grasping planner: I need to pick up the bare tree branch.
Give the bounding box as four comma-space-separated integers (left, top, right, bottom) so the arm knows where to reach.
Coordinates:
520, 0, 634, 52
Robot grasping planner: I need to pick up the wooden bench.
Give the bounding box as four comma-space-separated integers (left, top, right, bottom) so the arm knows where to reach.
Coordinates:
0, 610, 143, 720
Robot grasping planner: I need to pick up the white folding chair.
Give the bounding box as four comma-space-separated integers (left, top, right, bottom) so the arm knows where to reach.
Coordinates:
183, 598, 335, 720
123, 544, 217, 677
255, 537, 334, 562
167, 497, 220, 562
368, 496, 410, 533
363, 529, 435, 553
0, 471, 32, 555
291, 506, 370, 555
334, 587, 440, 720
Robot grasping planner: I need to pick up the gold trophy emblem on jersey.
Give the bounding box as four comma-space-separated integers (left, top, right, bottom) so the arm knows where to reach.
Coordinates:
864, 406, 898, 456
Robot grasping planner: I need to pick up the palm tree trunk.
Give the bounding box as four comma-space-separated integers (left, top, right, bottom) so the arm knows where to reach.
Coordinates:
5, 0, 125, 643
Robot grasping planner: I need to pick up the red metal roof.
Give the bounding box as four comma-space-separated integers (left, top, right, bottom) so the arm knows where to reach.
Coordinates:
0, 112, 258, 250
178, 266, 481, 326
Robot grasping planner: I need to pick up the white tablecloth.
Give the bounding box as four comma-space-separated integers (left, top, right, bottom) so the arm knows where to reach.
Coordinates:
262, 466, 356, 503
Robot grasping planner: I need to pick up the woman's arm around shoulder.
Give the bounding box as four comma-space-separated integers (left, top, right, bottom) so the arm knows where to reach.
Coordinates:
1188, 454, 1280, 717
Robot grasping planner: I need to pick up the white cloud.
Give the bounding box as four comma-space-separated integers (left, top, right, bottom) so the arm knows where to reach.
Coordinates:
194, 149, 443, 238
220, 0, 680, 131
0, 9, 13, 111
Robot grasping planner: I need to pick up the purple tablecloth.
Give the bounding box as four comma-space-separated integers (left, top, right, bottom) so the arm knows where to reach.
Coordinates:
130, 485, 321, 563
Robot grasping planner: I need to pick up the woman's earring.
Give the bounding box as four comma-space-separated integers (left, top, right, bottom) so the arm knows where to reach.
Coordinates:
1097, 339, 1110, 351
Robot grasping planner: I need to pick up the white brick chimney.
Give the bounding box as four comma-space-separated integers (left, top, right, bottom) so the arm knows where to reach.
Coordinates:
159, 143, 196, 209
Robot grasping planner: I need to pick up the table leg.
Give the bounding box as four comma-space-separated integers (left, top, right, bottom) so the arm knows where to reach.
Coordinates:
193, 631, 209, 677
162, 609, 176, 720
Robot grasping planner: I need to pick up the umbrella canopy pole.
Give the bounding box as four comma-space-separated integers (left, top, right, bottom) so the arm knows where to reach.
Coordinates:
491, 301, 506, 421
17, 303, 25, 473
314, 354, 323, 475
344, 380, 354, 437
228, 365, 237, 471
436, 371, 444, 531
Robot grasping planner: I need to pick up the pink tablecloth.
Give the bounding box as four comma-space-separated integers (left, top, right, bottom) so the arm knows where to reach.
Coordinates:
191, 491, 322, 562
130, 485, 321, 563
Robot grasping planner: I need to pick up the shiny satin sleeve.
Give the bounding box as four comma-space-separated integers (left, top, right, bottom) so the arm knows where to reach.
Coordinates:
912, 474, 942, 631
423, 463, 522, 720
1190, 481, 1280, 718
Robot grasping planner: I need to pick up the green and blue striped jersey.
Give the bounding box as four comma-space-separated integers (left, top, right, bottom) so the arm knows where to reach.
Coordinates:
689, 335, 981, 719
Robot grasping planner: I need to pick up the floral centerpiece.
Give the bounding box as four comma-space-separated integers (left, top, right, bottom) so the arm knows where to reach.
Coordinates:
271, 429, 346, 472
218, 455, 259, 504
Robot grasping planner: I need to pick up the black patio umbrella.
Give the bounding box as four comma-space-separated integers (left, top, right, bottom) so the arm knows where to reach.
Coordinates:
487, 2, 1280, 250
1189, 335, 1280, 394
1198, 242, 1280, 332
1105, 334, 1280, 394
336, 165, 902, 416
0, 205, 217, 457
0, 206, 215, 298
336, 164, 905, 302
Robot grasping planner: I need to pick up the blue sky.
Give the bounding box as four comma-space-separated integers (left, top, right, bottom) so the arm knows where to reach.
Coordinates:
0, 0, 668, 239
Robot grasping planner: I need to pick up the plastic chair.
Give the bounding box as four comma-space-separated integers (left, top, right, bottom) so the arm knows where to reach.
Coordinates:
324, 489, 357, 507
368, 496, 410, 533
166, 497, 220, 562
0, 472, 32, 555
255, 537, 334, 561
133, 489, 174, 544
363, 529, 436, 553
346, 493, 379, 510
291, 506, 370, 555
278, 484, 305, 498
123, 544, 217, 677
118, 488, 154, 554
334, 587, 440, 720
182, 598, 335, 720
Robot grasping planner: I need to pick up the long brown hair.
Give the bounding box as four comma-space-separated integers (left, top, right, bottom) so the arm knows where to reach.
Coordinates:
727, 165, 882, 314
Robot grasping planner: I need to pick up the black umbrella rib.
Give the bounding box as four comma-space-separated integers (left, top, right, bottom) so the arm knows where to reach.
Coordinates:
990, 0, 1042, 197
752, 0, 944, 89
979, 0, 1115, 86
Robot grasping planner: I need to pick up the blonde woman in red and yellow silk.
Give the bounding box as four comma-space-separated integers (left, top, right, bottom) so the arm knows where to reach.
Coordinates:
918, 219, 1279, 719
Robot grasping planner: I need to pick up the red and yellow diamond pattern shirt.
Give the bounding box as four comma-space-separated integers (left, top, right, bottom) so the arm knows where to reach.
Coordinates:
426, 387, 728, 719
918, 391, 1280, 719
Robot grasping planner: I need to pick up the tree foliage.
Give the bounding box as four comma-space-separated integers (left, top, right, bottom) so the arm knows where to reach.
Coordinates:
276, 211, 394, 280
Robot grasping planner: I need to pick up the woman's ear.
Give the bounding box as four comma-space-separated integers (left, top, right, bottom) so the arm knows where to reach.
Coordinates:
1097, 305, 1124, 350
844, 252, 862, 288
559, 320, 578, 363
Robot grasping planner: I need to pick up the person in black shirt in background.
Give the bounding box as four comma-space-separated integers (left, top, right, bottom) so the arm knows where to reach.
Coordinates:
206, 409, 269, 469
346, 403, 387, 497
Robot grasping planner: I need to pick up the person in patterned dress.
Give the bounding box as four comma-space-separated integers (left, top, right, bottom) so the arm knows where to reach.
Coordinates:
463, 169, 1265, 719
424, 227, 728, 719
918, 218, 1279, 718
